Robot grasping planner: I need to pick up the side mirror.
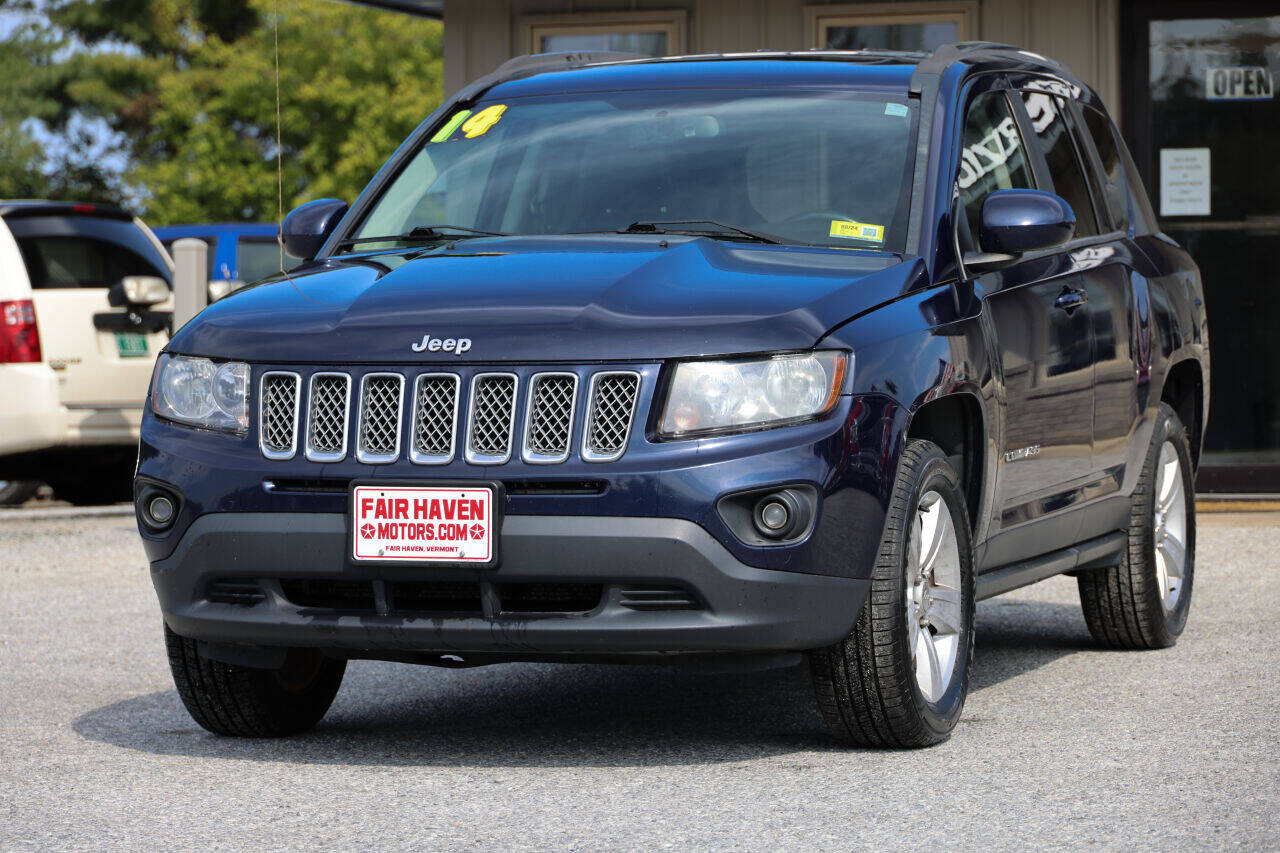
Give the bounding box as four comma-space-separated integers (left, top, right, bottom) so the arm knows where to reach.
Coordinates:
978, 189, 1075, 257
120, 275, 170, 306
281, 198, 348, 261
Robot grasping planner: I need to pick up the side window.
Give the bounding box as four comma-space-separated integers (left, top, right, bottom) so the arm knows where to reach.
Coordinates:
1081, 105, 1130, 232
957, 91, 1035, 253
1020, 91, 1100, 238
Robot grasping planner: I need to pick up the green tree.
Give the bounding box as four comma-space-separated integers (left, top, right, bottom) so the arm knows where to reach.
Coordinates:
2, 0, 443, 221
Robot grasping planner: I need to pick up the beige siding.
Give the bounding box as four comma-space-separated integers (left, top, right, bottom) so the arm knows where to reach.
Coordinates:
443, 0, 1119, 109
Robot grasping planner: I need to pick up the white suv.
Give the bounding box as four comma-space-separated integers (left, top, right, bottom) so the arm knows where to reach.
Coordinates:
0, 201, 173, 505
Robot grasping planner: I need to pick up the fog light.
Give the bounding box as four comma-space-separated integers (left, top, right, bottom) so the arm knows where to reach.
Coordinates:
752, 490, 805, 540
148, 495, 174, 525
136, 482, 180, 532
759, 500, 789, 531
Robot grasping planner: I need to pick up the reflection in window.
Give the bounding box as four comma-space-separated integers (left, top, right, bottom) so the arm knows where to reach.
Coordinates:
956, 92, 1034, 252
1021, 92, 1099, 237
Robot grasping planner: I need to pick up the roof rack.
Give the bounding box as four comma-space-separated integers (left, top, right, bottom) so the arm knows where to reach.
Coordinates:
909, 41, 1076, 94
455, 51, 649, 104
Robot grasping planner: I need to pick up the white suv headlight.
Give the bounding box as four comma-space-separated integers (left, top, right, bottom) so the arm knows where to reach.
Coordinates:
659, 351, 849, 438
152, 354, 250, 433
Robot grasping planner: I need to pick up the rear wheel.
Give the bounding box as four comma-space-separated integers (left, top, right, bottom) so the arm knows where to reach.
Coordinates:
809, 440, 975, 748
0, 480, 39, 506
165, 624, 346, 737
1078, 403, 1195, 649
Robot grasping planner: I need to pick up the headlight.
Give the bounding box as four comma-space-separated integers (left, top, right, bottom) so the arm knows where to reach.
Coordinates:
659, 351, 849, 438
152, 354, 250, 433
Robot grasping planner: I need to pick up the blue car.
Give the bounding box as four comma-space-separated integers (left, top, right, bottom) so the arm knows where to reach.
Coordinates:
153, 223, 301, 291
136, 44, 1208, 747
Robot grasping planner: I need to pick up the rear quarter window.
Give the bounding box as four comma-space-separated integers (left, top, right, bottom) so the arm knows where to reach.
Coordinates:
8, 216, 170, 289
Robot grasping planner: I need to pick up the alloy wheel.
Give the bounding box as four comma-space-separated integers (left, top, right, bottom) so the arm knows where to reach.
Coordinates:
906, 490, 963, 702
1153, 441, 1188, 612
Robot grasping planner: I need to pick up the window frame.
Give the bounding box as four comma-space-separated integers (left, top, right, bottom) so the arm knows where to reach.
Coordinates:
1010, 83, 1111, 243
522, 11, 686, 57
806, 1, 978, 50
951, 77, 1041, 263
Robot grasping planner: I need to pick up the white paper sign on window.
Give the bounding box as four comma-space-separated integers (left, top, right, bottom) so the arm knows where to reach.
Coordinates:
1159, 148, 1211, 217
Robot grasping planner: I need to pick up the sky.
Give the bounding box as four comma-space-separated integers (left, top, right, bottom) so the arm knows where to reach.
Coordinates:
1, 3, 132, 192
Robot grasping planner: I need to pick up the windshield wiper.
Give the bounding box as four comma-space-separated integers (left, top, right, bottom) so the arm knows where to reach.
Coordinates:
617, 220, 784, 244
337, 224, 508, 248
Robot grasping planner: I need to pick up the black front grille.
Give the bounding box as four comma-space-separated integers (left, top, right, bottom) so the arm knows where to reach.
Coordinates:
498, 583, 603, 614
618, 585, 700, 611
281, 579, 376, 610
389, 581, 483, 614
206, 579, 267, 606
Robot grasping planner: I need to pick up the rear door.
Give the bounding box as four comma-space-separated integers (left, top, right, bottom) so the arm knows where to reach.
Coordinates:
10, 215, 171, 411
955, 81, 1095, 566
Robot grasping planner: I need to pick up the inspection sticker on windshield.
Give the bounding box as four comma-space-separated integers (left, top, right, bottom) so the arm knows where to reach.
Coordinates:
351, 483, 500, 565
829, 220, 884, 242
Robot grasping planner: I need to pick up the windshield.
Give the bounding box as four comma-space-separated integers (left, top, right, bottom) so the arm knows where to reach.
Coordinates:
348, 89, 917, 252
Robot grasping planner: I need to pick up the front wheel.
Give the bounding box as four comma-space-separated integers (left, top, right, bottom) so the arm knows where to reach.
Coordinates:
165, 625, 346, 737
809, 439, 975, 748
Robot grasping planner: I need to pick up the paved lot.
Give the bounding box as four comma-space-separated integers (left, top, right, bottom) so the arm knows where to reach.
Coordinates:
1, 510, 1277, 850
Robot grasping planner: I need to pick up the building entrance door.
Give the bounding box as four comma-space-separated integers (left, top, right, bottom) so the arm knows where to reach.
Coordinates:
1124, 3, 1280, 491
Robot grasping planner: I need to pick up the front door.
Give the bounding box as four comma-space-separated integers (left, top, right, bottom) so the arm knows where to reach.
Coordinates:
955, 85, 1096, 566
1124, 2, 1280, 491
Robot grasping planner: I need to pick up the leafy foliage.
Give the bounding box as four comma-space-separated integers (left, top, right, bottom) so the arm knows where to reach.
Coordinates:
0, 0, 443, 222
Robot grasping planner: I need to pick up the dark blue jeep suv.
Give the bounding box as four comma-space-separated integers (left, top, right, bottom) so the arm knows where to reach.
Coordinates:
137, 43, 1209, 747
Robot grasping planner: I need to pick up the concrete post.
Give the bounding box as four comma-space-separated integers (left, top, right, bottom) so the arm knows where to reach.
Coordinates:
171, 237, 209, 330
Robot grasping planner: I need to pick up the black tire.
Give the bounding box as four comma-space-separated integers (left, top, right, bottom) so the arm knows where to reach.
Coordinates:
165, 624, 346, 737
0, 480, 39, 506
809, 439, 975, 748
1078, 403, 1195, 649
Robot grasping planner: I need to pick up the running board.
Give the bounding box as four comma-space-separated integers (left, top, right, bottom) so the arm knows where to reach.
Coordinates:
976, 531, 1127, 600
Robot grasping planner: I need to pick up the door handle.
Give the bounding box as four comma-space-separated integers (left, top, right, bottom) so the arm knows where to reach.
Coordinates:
1053, 288, 1088, 313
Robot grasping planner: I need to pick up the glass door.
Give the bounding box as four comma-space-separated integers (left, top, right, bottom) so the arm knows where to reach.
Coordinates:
1124, 2, 1280, 491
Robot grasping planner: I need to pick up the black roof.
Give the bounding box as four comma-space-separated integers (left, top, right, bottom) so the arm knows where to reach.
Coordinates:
0, 200, 133, 221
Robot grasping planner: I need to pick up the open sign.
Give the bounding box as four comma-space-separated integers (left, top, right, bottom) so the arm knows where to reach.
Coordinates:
1206, 66, 1274, 101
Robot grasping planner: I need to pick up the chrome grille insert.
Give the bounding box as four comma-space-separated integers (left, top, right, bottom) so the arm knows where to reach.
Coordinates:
522, 372, 578, 464
410, 373, 460, 465
583, 371, 640, 462
465, 373, 518, 465
305, 372, 351, 462
356, 373, 404, 464
259, 372, 300, 460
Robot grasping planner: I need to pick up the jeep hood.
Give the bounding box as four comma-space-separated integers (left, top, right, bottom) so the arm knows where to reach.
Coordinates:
170, 235, 923, 363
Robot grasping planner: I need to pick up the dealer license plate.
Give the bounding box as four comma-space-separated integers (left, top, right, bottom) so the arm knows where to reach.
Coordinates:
350, 483, 499, 565
115, 332, 149, 357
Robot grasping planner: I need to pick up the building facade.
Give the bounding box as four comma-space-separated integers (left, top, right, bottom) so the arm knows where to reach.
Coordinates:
427, 0, 1277, 492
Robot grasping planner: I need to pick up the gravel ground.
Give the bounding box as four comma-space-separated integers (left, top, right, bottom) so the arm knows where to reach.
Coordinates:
1, 510, 1277, 850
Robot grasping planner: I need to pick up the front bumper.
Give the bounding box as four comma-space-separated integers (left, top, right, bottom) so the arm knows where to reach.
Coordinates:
152, 512, 869, 657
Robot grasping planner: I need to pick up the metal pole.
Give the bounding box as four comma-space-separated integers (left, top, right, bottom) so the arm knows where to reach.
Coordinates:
171, 238, 209, 330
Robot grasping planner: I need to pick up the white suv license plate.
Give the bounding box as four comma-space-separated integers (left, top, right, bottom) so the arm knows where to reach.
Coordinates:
351, 484, 498, 565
